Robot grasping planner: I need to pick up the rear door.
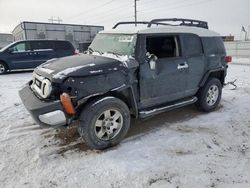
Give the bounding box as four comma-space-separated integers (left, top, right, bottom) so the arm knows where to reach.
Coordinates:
29, 41, 56, 68
139, 34, 188, 108
180, 34, 205, 96
54, 41, 74, 58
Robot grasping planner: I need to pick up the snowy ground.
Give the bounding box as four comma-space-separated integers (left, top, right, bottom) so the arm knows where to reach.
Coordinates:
0, 63, 250, 188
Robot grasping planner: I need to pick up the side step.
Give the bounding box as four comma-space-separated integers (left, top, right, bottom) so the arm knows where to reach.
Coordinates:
139, 97, 197, 118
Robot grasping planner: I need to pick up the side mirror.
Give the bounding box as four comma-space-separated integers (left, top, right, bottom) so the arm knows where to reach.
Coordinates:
146, 52, 157, 70
7, 48, 14, 53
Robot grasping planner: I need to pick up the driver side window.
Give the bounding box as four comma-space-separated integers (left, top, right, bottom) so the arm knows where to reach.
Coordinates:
11, 42, 28, 52
146, 36, 180, 59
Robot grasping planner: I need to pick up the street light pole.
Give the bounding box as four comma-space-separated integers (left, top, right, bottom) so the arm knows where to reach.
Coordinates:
248, 26, 250, 40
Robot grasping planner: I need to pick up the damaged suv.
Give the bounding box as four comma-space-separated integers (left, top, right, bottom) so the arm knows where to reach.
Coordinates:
19, 18, 231, 149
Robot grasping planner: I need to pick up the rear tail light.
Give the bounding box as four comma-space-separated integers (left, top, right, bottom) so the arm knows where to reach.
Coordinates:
60, 93, 76, 115
225, 56, 232, 63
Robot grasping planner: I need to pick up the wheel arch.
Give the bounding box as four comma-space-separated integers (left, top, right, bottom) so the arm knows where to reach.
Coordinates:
199, 68, 226, 87
0, 60, 9, 70
76, 86, 138, 118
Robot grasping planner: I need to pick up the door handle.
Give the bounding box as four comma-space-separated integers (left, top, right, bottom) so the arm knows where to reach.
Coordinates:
26, 52, 38, 55
177, 62, 189, 70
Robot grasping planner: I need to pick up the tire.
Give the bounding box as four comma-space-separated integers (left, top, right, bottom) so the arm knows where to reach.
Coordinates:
0, 62, 7, 75
196, 78, 222, 112
78, 96, 131, 150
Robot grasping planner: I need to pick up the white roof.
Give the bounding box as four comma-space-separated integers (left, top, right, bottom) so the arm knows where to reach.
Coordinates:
100, 25, 220, 37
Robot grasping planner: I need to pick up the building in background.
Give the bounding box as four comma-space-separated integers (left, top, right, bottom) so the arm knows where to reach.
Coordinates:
12, 21, 104, 49
0, 33, 13, 49
222, 35, 235, 42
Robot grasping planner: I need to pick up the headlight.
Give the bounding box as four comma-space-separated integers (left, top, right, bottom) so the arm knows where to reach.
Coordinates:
31, 73, 52, 99
41, 79, 52, 98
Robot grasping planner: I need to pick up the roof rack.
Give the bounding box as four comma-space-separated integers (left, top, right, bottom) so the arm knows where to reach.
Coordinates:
112, 21, 172, 29
148, 18, 208, 29
113, 18, 209, 29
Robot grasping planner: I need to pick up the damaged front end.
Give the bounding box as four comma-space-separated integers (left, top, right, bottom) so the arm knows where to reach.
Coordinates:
19, 53, 137, 127
19, 82, 69, 127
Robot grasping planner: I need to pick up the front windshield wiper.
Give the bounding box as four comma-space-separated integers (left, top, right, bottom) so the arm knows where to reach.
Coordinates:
106, 51, 122, 58
88, 47, 103, 55
88, 47, 94, 53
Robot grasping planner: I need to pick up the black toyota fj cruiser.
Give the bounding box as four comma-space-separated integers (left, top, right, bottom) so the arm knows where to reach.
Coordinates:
19, 18, 231, 149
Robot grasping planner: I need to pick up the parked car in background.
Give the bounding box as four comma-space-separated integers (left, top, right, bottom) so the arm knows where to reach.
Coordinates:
0, 40, 76, 74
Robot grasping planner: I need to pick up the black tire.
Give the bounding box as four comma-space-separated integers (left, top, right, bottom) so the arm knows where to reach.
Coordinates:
0, 62, 7, 75
196, 78, 222, 112
78, 96, 131, 150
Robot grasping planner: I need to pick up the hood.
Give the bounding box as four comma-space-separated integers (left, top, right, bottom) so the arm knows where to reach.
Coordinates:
34, 53, 137, 83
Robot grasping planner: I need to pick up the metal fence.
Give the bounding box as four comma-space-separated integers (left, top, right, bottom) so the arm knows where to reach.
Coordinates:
224, 41, 250, 58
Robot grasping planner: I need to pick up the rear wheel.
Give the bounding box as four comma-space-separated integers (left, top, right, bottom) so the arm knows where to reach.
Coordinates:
78, 97, 131, 150
0, 62, 7, 75
196, 78, 222, 112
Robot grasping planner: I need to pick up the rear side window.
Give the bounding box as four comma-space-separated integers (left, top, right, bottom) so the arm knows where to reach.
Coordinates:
202, 37, 226, 55
55, 41, 72, 50
146, 36, 180, 59
181, 34, 203, 56
30, 41, 54, 51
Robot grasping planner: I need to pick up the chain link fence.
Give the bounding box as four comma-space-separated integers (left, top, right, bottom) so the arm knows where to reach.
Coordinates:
224, 41, 250, 58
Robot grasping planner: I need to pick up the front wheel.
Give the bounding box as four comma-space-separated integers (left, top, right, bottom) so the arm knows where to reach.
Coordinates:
78, 96, 131, 150
196, 78, 222, 112
0, 62, 7, 75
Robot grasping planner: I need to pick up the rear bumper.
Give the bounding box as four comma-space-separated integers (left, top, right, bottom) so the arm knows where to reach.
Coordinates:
19, 83, 67, 127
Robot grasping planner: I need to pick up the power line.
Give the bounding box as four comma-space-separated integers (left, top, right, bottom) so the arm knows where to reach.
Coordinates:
64, 0, 117, 21
89, 12, 134, 24
139, 0, 196, 12
139, 0, 214, 16
69, 1, 132, 22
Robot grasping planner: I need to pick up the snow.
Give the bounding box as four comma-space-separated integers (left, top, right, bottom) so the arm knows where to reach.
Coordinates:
0, 60, 250, 188
37, 67, 55, 74
92, 52, 133, 67
232, 57, 250, 66
53, 63, 95, 79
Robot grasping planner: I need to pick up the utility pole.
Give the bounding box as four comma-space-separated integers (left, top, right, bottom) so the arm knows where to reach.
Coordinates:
48, 16, 62, 24
134, 0, 139, 26
248, 26, 250, 40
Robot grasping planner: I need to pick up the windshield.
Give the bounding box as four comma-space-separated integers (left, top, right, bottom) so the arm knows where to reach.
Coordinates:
89, 33, 137, 56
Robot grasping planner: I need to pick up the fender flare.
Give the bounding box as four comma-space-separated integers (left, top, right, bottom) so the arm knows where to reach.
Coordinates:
114, 85, 138, 118
76, 85, 139, 118
199, 67, 226, 87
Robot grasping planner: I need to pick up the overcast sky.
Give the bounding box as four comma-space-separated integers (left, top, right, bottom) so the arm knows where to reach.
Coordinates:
0, 0, 249, 39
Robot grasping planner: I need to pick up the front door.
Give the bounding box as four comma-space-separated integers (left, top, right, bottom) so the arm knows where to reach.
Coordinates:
139, 35, 188, 109
6, 41, 36, 69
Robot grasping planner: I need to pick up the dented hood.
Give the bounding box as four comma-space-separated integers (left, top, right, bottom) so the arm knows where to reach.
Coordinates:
34, 53, 135, 83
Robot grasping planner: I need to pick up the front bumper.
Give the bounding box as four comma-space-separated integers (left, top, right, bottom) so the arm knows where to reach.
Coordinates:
19, 84, 67, 127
